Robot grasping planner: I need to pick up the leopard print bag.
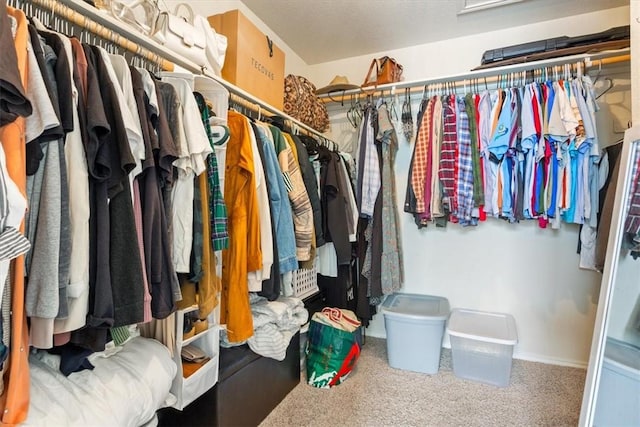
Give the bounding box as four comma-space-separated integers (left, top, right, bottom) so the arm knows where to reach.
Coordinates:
284, 75, 330, 132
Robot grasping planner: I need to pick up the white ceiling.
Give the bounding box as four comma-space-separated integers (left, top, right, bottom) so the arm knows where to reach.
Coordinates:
241, 0, 628, 65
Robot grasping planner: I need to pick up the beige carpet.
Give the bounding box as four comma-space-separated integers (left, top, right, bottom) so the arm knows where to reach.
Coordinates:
260, 337, 586, 427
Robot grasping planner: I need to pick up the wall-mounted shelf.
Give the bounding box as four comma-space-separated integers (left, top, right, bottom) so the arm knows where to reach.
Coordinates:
317, 48, 630, 104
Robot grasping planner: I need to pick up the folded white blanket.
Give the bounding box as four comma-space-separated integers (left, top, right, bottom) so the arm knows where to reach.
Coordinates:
247, 294, 308, 361
25, 336, 176, 427
219, 294, 308, 360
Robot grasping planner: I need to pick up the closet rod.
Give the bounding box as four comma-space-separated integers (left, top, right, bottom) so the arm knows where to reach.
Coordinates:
227, 93, 319, 139
318, 49, 630, 103
46, 0, 334, 142
207, 72, 332, 141
21, 0, 175, 71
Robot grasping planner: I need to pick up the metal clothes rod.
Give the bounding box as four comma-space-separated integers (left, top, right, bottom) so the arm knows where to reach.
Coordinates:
45, 0, 335, 141
319, 49, 631, 104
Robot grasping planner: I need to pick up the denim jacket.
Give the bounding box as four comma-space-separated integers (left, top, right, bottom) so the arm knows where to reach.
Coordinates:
256, 125, 298, 274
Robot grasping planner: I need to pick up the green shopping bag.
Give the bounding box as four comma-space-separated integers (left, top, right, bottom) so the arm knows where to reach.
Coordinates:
306, 308, 361, 388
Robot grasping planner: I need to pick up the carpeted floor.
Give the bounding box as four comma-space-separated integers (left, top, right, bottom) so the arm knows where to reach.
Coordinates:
260, 337, 586, 427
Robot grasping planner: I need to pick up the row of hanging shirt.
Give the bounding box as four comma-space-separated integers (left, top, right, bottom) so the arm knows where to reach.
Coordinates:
355, 100, 404, 320
1, 4, 349, 355
6, 10, 231, 352
404, 74, 601, 231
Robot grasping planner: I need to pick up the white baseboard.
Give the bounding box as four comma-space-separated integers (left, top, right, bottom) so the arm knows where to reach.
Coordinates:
512, 351, 587, 369
364, 330, 386, 339
363, 333, 588, 369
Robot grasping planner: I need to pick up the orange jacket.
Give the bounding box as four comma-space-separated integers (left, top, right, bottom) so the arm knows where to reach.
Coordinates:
0, 6, 29, 426
220, 111, 261, 342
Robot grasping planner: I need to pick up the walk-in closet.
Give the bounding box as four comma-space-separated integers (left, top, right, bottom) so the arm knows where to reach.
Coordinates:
0, 0, 637, 426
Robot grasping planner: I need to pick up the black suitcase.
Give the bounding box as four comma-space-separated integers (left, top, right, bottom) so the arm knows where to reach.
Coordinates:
479, 26, 629, 67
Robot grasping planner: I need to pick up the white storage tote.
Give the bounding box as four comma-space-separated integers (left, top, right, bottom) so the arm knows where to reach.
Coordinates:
447, 308, 518, 387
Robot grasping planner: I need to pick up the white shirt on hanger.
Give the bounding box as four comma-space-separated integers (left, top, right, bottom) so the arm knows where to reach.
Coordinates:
246, 117, 274, 291
136, 67, 159, 117
98, 48, 145, 180
0, 145, 28, 311
108, 53, 146, 177
54, 33, 90, 335
161, 75, 212, 274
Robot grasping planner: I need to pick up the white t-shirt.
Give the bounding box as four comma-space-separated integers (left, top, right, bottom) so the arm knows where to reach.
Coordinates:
161, 76, 213, 273
54, 34, 90, 335
247, 117, 274, 291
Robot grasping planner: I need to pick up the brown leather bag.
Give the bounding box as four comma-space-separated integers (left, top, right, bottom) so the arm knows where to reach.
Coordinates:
362, 56, 403, 87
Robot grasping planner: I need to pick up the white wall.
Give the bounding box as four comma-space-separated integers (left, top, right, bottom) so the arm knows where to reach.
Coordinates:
167, 0, 309, 76
313, 5, 630, 367
306, 6, 630, 92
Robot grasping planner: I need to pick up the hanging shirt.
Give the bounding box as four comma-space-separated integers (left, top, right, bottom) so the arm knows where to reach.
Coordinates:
103, 52, 145, 180
254, 123, 297, 275
0, 3, 31, 126
377, 103, 404, 294
161, 76, 212, 274
338, 154, 359, 242
247, 119, 273, 291
456, 96, 475, 226
25, 33, 69, 349
477, 91, 493, 216
490, 90, 514, 218
582, 76, 602, 227
568, 78, 595, 225
430, 97, 444, 219
193, 92, 228, 251
136, 67, 159, 117
270, 125, 313, 262
359, 107, 381, 217
0, 144, 29, 310
546, 82, 565, 222
466, 93, 484, 212
130, 67, 180, 321
419, 97, 436, 222
504, 88, 520, 221
0, 6, 30, 422
521, 84, 537, 218
53, 35, 91, 336
439, 95, 457, 218
489, 90, 511, 162
410, 98, 432, 215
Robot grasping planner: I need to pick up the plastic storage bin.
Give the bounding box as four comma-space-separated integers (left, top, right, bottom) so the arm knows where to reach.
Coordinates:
594, 337, 640, 426
381, 293, 450, 374
447, 308, 518, 387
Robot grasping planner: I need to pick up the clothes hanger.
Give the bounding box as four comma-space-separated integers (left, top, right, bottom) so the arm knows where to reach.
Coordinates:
402, 88, 412, 121
210, 124, 230, 145
355, 93, 363, 125
595, 77, 614, 100
346, 94, 358, 128
301, 133, 319, 154
390, 92, 399, 122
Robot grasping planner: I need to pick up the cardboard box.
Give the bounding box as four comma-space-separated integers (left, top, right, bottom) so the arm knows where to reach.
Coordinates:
208, 10, 285, 110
